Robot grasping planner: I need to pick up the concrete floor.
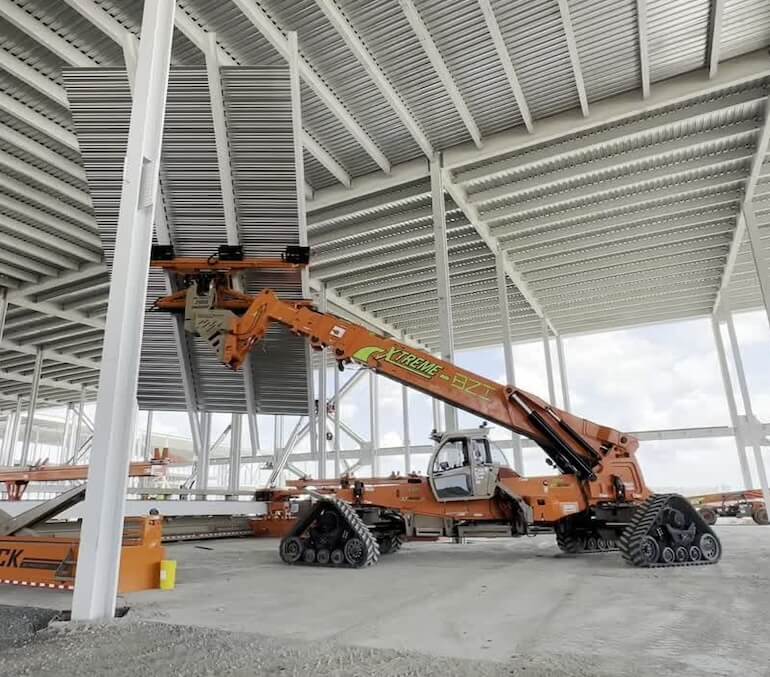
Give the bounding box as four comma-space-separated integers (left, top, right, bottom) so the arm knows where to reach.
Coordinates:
1, 523, 768, 676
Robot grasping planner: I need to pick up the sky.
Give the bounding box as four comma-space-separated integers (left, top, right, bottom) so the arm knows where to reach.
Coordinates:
23, 310, 770, 495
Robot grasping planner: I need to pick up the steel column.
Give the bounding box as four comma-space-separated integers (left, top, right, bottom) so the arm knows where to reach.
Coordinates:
370, 371, 380, 476
724, 310, 770, 512
0, 287, 7, 340
318, 285, 328, 479
141, 410, 153, 460
711, 316, 753, 488
289, 30, 318, 464
743, 205, 770, 328
71, 0, 175, 621
5, 394, 22, 466
19, 346, 43, 466
228, 414, 242, 494
555, 334, 571, 411
541, 320, 557, 405
430, 153, 457, 431
496, 251, 523, 473
401, 331, 412, 474
333, 364, 341, 478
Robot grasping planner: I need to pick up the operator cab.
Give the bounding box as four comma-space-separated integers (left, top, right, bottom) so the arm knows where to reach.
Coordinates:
428, 428, 512, 501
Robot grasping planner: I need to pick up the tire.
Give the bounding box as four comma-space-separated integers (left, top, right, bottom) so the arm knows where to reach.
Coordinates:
316, 549, 331, 565
330, 549, 345, 565
752, 507, 768, 525
555, 529, 583, 554
279, 536, 303, 564
698, 507, 718, 526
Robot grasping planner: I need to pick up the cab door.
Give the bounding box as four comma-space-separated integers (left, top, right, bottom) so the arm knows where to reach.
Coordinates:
467, 437, 498, 499
429, 437, 473, 501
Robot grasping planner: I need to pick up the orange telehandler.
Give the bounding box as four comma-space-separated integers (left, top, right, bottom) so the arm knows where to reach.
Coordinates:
151, 249, 722, 570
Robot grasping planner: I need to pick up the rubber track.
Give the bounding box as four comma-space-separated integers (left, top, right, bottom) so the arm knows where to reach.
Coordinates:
556, 530, 619, 554
292, 497, 380, 568
619, 494, 720, 568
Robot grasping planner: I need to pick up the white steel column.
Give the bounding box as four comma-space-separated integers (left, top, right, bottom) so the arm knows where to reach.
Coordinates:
317, 285, 328, 479
370, 371, 380, 476
62, 403, 74, 463
19, 346, 43, 466
142, 410, 154, 460
228, 413, 242, 494
333, 365, 341, 478
744, 205, 770, 328
4, 394, 22, 466
724, 310, 770, 510
0, 287, 7, 340
430, 153, 457, 431
541, 320, 557, 405
496, 251, 523, 473
71, 0, 175, 621
289, 30, 318, 465
711, 315, 753, 488
401, 332, 412, 474
74, 385, 86, 462
555, 334, 571, 411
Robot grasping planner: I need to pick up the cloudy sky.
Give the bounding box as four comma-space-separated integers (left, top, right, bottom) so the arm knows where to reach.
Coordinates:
40, 309, 770, 495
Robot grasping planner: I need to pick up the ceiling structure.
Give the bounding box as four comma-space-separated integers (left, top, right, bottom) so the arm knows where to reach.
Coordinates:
0, 0, 769, 410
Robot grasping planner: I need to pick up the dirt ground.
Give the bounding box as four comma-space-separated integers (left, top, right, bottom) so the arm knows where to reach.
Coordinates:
1, 524, 767, 676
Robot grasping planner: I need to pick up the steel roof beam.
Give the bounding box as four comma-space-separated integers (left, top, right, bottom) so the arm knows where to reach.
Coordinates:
0, 338, 100, 371
0, 173, 95, 230
5, 296, 104, 331
307, 49, 770, 211
315, 0, 433, 158
517, 223, 731, 274
489, 174, 745, 234
398, 0, 482, 148
481, 151, 752, 222
0, 148, 92, 210
468, 121, 759, 205
0, 368, 95, 394
16, 264, 107, 297
0, 92, 78, 149
714, 89, 770, 311
0, 125, 85, 184
477, 0, 532, 132
229, 0, 389, 174
0, 47, 69, 108
0, 0, 92, 66
313, 231, 480, 280
557, 0, 589, 117
636, 0, 650, 98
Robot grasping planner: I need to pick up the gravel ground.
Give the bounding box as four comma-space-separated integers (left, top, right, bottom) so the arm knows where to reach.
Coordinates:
0, 604, 62, 650
0, 618, 625, 677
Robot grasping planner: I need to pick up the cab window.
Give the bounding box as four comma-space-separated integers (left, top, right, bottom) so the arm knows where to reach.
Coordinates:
433, 439, 467, 472
489, 440, 510, 467
470, 438, 489, 465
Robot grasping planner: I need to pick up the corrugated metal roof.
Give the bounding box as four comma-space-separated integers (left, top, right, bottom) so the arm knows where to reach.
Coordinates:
1, 0, 769, 411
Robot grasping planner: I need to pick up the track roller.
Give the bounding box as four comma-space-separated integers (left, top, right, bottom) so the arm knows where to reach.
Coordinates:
619, 494, 722, 568
279, 497, 380, 568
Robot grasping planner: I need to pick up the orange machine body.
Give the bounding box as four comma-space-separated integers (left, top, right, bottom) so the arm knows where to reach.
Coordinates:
0, 517, 164, 592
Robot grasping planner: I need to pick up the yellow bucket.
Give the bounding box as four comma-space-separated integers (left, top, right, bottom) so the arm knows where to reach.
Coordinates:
159, 559, 177, 590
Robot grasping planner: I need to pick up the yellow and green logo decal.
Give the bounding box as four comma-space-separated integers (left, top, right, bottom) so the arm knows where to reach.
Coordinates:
353, 346, 443, 379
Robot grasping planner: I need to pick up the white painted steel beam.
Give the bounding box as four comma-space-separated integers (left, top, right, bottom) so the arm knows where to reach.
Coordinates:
714, 92, 770, 311
398, 0, 481, 147
72, 0, 175, 622
496, 252, 523, 472
18, 347, 43, 466
636, 0, 650, 98
711, 314, 756, 488
431, 155, 458, 431
315, 0, 433, 158
555, 334, 571, 411
709, 0, 724, 79
370, 370, 380, 475
724, 310, 770, 510
228, 414, 242, 494
0, 47, 68, 107
541, 320, 556, 404
557, 0, 589, 117
0, 92, 78, 150
743, 205, 770, 327
477, 0, 532, 132
230, 0, 389, 173
0, 125, 85, 184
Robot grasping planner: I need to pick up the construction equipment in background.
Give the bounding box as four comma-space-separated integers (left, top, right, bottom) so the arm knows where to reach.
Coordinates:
152, 254, 723, 570
0, 452, 169, 501
0, 486, 164, 592
689, 489, 768, 525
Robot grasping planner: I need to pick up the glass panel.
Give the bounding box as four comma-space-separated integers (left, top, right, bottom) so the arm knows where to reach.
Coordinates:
433, 439, 467, 472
